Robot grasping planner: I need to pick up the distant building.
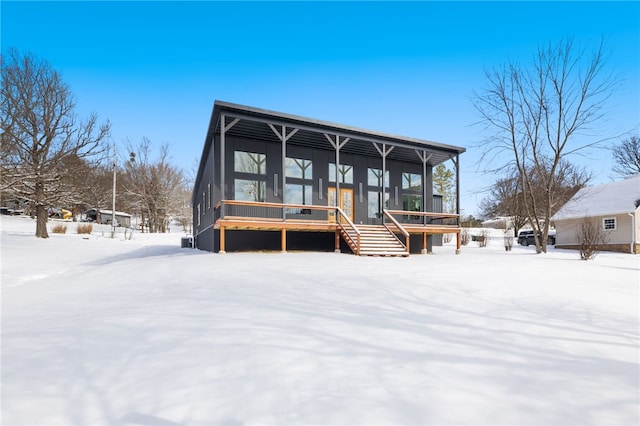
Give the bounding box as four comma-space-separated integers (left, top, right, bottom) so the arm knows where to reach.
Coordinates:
481, 216, 513, 229
83, 209, 132, 228
551, 175, 640, 254
192, 101, 466, 255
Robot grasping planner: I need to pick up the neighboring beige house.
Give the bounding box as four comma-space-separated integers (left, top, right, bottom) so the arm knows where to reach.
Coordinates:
551, 175, 640, 254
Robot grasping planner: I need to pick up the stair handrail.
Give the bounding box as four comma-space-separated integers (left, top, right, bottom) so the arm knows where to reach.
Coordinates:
336, 207, 361, 255
383, 209, 410, 253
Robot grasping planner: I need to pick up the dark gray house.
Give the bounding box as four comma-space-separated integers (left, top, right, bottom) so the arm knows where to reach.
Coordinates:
192, 101, 465, 256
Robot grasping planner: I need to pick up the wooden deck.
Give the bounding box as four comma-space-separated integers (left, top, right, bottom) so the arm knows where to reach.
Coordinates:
213, 200, 462, 255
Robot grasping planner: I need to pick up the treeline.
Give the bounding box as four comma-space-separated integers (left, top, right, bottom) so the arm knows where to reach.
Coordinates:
1, 49, 191, 238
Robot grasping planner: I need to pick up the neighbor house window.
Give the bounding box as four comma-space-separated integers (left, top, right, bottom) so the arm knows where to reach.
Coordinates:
197, 203, 201, 225
207, 182, 211, 209
234, 151, 267, 202
603, 218, 616, 230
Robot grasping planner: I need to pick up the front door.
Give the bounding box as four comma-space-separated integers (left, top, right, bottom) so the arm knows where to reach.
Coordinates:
328, 187, 354, 223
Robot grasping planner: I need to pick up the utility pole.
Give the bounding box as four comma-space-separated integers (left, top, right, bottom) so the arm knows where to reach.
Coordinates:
112, 143, 117, 238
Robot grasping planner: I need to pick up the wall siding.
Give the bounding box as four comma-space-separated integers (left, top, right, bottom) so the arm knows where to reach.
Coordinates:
555, 212, 639, 254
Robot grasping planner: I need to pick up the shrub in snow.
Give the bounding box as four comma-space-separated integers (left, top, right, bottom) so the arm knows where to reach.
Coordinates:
51, 223, 67, 234
460, 228, 470, 246
577, 217, 608, 261
504, 228, 514, 251
77, 223, 93, 234
477, 229, 490, 247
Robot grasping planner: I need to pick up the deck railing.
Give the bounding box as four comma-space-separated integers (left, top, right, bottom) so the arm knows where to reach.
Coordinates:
384, 209, 460, 227
214, 201, 460, 228
383, 210, 410, 252
215, 200, 331, 222
211, 201, 462, 254
214, 199, 362, 253
335, 206, 361, 255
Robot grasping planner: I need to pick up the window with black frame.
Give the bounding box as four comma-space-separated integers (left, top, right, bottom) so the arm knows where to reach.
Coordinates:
402, 172, 422, 221
234, 151, 266, 202
329, 163, 353, 184
367, 168, 389, 222
285, 157, 313, 216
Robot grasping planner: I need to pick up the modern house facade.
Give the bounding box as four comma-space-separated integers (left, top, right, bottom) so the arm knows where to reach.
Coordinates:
192, 101, 466, 256
551, 175, 640, 254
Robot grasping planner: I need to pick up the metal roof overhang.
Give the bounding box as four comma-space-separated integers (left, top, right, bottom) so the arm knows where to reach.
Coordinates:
208, 100, 465, 165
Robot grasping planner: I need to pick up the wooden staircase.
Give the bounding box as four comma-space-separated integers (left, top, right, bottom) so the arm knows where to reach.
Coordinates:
339, 224, 409, 257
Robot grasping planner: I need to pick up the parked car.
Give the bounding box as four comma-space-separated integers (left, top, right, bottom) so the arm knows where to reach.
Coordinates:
518, 230, 556, 246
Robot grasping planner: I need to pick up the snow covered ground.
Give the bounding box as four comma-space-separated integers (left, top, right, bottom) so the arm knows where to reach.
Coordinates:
1, 215, 638, 426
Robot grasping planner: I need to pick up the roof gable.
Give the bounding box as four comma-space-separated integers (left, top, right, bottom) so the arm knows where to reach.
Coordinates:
552, 175, 640, 220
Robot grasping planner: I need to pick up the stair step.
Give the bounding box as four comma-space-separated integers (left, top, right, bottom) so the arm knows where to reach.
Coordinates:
339, 224, 409, 257
359, 251, 409, 257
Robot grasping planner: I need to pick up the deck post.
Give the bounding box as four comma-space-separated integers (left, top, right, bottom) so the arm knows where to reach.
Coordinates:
220, 115, 240, 220
422, 232, 428, 254
282, 124, 286, 221
220, 115, 226, 219
281, 228, 287, 253
456, 229, 461, 254
335, 229, 341, 253
219, 226, 226, 254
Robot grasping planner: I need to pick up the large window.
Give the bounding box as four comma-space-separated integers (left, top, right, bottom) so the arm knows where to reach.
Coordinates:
235, 151, 266, 174
402, 173, 422, 191
367, 168, 390, 219
235, 179, 266, 202
368, 191, 389, 219
402, 172, 422, 219
286, 157, 313, 213
368, 168, 389, 187
403, 194, 422, 213
234, 151, 266, 202
286, 184, 312, 206
286, 158, 312, 179
329, 163, 353, 184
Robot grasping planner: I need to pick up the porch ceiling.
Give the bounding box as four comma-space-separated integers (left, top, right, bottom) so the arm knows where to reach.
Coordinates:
211, 101, 465, 166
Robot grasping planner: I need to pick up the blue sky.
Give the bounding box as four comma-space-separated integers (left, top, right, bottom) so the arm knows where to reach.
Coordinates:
3, 1, 639, 216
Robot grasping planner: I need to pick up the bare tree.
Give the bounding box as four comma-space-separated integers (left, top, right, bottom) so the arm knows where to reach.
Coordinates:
481, 161, 588, 237
473, 38, 615, 253
479, 170, 529, 235
121, 138, 185, 233
576, 216, 608, 260
612, 135, 640, 177
81, 162, 116, 212
1, 50, 110, 237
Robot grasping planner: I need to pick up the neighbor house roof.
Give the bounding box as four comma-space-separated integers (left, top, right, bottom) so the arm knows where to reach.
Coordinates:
551, 175, 640, 221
